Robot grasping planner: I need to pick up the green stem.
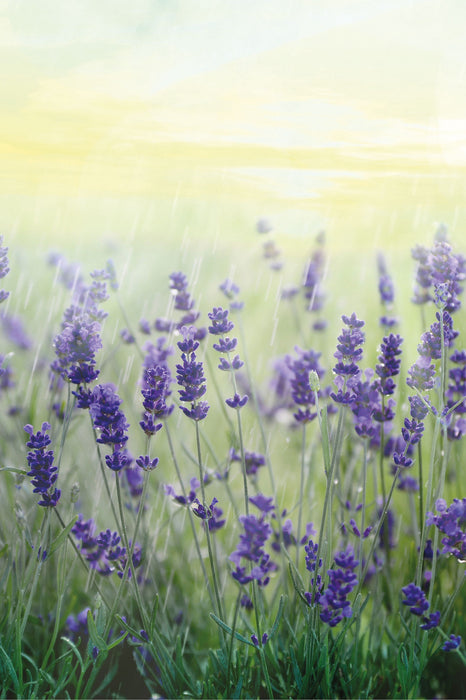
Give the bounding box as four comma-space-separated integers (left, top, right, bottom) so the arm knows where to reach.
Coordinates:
195, 421, 225, 622
164, 421, 216, 610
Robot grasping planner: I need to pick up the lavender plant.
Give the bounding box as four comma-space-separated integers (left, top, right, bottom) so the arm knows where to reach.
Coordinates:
0, 228, 465, 700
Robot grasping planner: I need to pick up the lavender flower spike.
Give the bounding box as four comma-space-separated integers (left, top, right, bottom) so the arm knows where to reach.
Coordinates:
0, 235, 10, 303
176, 326, 209, 421
24, 422, 61, 507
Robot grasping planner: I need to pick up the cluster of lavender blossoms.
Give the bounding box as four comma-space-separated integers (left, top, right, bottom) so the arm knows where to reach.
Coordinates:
176, 326, 209, 421
24, 422, 60, 507
72, 515, 141, 578
376, 253, 397, 328
208, 304, 248, 410
0, 236, 10, 304
156, 271, 205, 339
286, 347, 324, 424
75, 383, 131, 472
305, 544, 359, 627
230, 496, 277, 606
51, 266, 111, 387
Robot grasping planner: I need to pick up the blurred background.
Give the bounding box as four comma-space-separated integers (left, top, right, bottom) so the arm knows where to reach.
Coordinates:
1, 0, 465, 263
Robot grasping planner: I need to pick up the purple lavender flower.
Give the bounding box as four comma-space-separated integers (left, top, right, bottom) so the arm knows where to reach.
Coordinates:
208, 307, 234, 336
442, 634, 461, 651
192, 496, 225, 531
229, 448, 265, 477
124, 462, 144, 498
401, 582, 429, 616
135, 455, 159, 472
286, 347, 324, 424
249, 493, 275, 515
53, 314, 102, 385
417, 311, 458, 361
72, 515, 140, 577
0, 313, 33, 350
377, 254, 395, 305
406, 358, 436, 392
230, 513, 276, 589
225, 393, 248, 409
0, 236, 10, 303
331, 314, 365, 404
426, 498, 466, 562
164, 476, 200, 506
375, 334, 403, 396
76, 383, 130, 472
140, 365, 173, 436
65, 607, 91, 641
219, 279, 244, 311
176, 327, 209, 421
302, 234, 326, 314
445, 349, 466, 440
412, 244, 432, 306
429, 240, 465, 313
24, 422, 61, 507
420, 611, 440, 631
251, 632, 268, 647
350, 372, 381, 439
318, 545, 358, 627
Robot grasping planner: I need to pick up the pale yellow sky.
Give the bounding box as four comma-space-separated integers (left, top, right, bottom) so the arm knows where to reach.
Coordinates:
1, 0, 465, 250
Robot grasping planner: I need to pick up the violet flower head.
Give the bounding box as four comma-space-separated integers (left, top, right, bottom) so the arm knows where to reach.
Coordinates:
219, 279, 244, 311
230, 513, 276, 590
446, 349, 466, 440
208, 307, 234, 336
406, 357, 436, 392
350, 372, 382, 440
1, 313, 33, 350
318, 545, 358, 627
401, 582, 429, 616
417, 310, 458, 361
286, 347, 324, 424
140, 365, 173, 436
442, 634, 461, 652
302, 233, 326, 314
53, 314, 102, 385
331, 313, 365, 404
412, 244, 432, 306
375, 334, 403, 396
176, 326, 209, 421
429, 240, 465, 313
72, 516, 129, 576
0, 236, 10, 303
427, 498, 466, 562
192, 496, 225, 532
76, 383, 130, 472
333, 313, 365, 376
377, 253, 398, 326
24, 422, 61, 507
229, 448, 265, 477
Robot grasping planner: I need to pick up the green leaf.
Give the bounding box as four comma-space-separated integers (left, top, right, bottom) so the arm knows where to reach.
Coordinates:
288, 563, 309, 606
0, 466, 28, 475
210, 613, 256, 647
86, 609, 108, 655
115, 614, 147, 643
60, 637, 84, 672
0, 642, 20, 695
149, 593, 159, 639
47, 515, 78, 559
320, 405, 331, 476
269, 594, 286, 641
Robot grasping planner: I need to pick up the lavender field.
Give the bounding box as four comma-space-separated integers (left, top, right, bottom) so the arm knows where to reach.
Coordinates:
0, 224, 465, 699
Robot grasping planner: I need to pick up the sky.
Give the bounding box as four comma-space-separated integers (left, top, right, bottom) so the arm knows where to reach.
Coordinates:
1, 0, 466, 252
